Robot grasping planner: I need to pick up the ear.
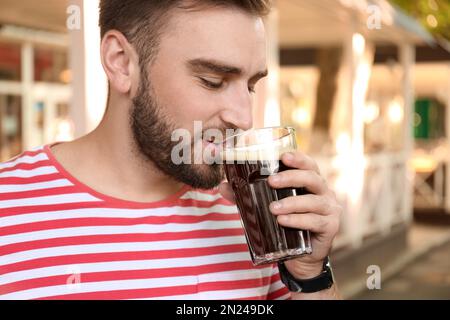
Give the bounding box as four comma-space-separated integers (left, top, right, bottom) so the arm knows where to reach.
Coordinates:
100, 30, 138, 95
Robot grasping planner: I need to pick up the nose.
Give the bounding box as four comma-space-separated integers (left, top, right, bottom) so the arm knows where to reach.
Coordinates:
219, 86, 253, 131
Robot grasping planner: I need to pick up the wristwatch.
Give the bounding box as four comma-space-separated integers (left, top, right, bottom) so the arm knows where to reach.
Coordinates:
277, 257, 334, 293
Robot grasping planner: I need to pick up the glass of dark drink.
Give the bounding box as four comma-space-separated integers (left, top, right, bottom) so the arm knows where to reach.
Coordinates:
223, 126, 312, 265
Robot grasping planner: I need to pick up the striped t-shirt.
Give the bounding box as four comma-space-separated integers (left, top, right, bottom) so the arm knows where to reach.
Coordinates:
0, 145, 290, 300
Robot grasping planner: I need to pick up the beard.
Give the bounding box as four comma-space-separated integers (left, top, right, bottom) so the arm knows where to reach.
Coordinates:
130, 70, 224, 189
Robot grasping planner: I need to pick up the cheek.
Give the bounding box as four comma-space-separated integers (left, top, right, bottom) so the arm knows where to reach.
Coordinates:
152, 75, 221, 128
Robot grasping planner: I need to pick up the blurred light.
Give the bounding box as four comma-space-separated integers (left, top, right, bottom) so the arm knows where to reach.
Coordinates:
426, 14, 438, 28
292, 107, 311, 126
84, 0, 108, 130
428, 0, 438, 11
352, 33, 365, 56
289, 80, 305, 97
333, 132, 367, 206
388, 98, 404, 123
55, 119, 74, 142
59, 69, 72, 84
410, 156, 437, 173
264, 98, 280, 127
364, 101, 380, 124
336, 132, 351, 155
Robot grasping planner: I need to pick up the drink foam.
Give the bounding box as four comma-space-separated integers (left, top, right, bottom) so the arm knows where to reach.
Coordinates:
222, 141, 296, 162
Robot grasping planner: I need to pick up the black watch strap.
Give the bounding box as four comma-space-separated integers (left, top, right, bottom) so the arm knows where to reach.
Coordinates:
277, 257, 334, 293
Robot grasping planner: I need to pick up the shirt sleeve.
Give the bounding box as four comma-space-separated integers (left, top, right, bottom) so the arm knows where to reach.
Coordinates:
266, 263, 291, 300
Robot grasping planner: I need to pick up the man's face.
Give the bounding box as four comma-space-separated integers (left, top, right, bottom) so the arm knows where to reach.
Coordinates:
131, 6, 267, 189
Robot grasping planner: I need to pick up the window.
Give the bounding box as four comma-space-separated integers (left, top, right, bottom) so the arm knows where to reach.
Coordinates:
0, 41, 21, 81
0, 94, 22, 161
34, 46, 69, 83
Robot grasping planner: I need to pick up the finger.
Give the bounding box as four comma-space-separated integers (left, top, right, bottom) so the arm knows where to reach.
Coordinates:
218, 181, 236, 203
268, 169, 327, 195
281, 151, 320, 174
269, 194, 334, 216
277, 213, 339, 235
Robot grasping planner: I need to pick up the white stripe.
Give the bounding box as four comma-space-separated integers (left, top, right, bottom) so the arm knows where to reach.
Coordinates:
30, 146, 45, 152
0, 275, 199, 300
196, 285, 271, 300
0, 153, 49, 170
0, 220, 242, 246
0, 204, 238, 227
275, 292, 291, 300
0, 252, 257, 286
134, 293, 201, 300
0, 193, 102, 209
0, 235, 247, 266
1, 268, 272, 300
140, 285, 271, 300
268, 279, 286, 293
0, 166, 58, 178
0, 179, 73, 194
196, 269, 267, 284
180, 191, 223, 202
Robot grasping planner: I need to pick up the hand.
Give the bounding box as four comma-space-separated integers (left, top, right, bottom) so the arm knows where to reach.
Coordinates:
219, 151, 342, 279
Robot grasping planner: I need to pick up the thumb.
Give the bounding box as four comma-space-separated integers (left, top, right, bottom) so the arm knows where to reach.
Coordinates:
218, 181, 236, 204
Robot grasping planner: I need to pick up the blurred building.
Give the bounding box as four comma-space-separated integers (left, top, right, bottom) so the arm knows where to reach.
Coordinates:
273, 0, 449, 296
0, 0, 449, 297
0, 1, 72, 160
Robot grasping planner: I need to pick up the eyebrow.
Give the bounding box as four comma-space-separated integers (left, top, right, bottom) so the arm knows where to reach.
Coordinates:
187, 58, 268, 82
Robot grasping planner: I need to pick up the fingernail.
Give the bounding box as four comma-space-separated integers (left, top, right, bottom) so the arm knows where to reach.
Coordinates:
271, 202, 282, 210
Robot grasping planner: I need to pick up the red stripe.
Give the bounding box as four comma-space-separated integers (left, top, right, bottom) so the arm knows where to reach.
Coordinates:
197, 277, 270, 292
267, 287, 290, 300
0, 244, 250, 275
0, 160, 52, 174
0, 228, 246, 256
236, 295, 266, 300
40, 284, 199, 300
0, 173, 63, 186
2, 261, 260, 297
0, 213, 241, 236
0, 201, 106, 217
268, 272, 282, 284
0, 196, 234, 217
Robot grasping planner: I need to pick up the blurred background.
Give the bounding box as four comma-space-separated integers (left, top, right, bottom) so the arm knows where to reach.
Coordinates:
0, 0, 449, 299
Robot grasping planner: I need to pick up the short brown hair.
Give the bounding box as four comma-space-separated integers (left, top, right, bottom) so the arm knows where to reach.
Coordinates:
99, 0, 271, 68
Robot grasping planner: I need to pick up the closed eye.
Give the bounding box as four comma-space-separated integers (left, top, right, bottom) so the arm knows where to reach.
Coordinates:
199, 77, 223, 89
199, 77, 257, 93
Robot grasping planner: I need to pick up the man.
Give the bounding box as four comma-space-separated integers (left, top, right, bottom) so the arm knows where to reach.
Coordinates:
0, 0, 342, 299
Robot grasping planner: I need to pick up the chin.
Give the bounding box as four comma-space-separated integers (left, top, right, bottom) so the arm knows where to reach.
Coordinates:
182, 164, 224, 189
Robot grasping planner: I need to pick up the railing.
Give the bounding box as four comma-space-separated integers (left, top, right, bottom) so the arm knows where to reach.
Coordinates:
413, 161, 446, 209
314, 151, 413, 250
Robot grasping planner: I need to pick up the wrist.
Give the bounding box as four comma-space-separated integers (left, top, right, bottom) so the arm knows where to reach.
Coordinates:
285, 260, 325, 279
278, 257, 334, 294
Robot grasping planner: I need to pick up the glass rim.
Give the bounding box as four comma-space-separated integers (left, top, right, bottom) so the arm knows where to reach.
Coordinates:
223, 126, 296, 148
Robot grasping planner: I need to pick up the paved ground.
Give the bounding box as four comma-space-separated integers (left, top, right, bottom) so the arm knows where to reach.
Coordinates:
355, 240, 450, 300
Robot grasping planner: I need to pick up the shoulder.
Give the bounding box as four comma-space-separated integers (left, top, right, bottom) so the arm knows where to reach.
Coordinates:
0, 146, 50, 176
0, 145, 63, 193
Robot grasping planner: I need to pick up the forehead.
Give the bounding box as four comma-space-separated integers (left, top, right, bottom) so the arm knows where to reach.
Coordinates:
157, 6, 267, 73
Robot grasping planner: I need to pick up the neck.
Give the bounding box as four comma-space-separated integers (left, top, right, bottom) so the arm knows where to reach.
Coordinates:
51, 94, 185, 203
